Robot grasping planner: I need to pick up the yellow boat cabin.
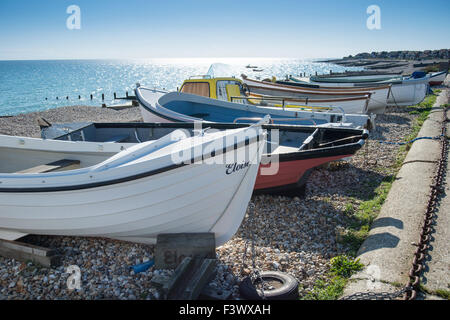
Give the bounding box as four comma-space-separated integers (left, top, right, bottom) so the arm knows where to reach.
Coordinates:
178, 76, 330, 111
179, 76, 247, 103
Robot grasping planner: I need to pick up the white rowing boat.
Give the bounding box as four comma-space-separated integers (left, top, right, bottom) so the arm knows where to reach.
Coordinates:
242, 76, 390, 114
428, 71, 447, 85
0, 125, 266, 246
295, 75, 429, 106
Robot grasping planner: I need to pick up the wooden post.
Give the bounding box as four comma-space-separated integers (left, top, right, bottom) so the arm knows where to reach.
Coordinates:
90, 94, 93, 100
0, 239, 61, 268
102, 93, 104, 101
114, 92, 116, 99
126, 91, 129, 98
78, 95, 81, 99
66, 96, 69, 100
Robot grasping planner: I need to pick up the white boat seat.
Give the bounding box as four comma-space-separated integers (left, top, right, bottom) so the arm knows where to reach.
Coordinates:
271, 145, 298, 154
103, 135, 129, 143
16, 159, 81, 174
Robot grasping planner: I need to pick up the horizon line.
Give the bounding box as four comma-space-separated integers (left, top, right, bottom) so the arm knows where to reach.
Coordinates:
0, 56, 341, 62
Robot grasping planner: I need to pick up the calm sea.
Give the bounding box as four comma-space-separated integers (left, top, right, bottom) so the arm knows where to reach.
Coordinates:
0, 58, 362, 116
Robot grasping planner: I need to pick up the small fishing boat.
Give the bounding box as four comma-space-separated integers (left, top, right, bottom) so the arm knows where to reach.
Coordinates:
242, 75, 390, 114
0, 125, 265, 246
310, 73, 402, 83
136, 77, 375, 129
428, 70, 447, 86
41, 121, 368, 196
245, 92, 371, 114
369, 77, 429, 106
246, 64, 258, 69
295, 75, 430, 107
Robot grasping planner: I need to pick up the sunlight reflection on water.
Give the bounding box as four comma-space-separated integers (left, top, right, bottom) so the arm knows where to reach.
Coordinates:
0, 58, 362, 115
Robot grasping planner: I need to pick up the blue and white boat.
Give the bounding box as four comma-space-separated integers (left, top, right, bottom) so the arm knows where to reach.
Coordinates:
135, 78, 374, 129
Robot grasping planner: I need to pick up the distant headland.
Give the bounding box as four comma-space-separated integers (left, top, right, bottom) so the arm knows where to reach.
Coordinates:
343, 49, 449, 60
321, 49, 449, 75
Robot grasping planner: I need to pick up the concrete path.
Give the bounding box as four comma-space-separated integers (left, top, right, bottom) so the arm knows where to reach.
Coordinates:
342, 79, 449, 300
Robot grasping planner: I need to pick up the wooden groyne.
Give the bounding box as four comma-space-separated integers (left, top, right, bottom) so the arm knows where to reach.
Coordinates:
44, 91, 137, 102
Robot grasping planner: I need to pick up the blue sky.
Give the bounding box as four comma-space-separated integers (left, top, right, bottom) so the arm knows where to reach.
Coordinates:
0, 0, 448, 60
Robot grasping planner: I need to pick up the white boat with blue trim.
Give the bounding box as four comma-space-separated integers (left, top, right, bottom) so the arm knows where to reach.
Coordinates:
136, 77, 375, 129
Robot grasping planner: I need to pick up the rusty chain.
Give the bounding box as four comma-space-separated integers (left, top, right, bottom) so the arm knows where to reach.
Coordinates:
342, 286, 413, 300
341, 105, 449, 300
403, 105, 449, 300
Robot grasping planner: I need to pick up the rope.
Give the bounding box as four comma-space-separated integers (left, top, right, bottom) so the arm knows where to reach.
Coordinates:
389, 87, 400, 109
375, 134, 445, 146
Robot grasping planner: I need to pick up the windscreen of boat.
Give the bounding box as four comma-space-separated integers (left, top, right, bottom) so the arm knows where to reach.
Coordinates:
180, 82, 210, 97
216, 80, 246, 103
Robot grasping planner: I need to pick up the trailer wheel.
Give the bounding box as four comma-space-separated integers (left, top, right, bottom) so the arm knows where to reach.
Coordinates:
239, 271, 299, 300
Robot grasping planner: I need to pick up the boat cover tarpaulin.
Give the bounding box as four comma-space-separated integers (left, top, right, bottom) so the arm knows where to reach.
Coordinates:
411, 71, 427, 79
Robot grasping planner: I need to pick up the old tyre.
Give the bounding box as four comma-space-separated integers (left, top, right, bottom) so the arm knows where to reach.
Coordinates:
239, 271, 299, 300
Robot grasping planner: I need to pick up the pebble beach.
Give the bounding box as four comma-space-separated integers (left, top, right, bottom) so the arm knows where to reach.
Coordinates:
0, 103, 428, 299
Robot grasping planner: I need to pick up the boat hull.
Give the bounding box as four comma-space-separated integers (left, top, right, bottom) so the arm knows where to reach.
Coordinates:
136, 87, 374, 129
255, 154, 352, 192
300, 77, 429, 106
429, 71, 447, 86
243, 78, 392, 114
0, 129, 265, 246
387, 81, 428, 106
242, 78, 372, 114
275, 79, 391, 114
310, 74, 401, 83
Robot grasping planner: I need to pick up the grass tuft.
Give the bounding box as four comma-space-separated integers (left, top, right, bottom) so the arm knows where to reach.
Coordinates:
330, 255, 364, 278
435, 289, 450, 300
302, 255, 363, 300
